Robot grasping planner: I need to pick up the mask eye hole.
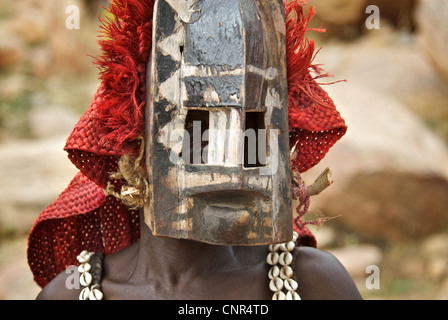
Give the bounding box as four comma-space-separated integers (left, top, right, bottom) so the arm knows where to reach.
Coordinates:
244, 111, 266, 168
180, 109, 209, 164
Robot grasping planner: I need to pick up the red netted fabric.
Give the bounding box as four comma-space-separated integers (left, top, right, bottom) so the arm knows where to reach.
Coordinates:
285, 2, 347, 172
28, 0, 346, 288
27, 172, 140, 288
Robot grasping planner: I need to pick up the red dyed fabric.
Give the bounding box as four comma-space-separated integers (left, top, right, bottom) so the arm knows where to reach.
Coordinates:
28, 0, 346, 288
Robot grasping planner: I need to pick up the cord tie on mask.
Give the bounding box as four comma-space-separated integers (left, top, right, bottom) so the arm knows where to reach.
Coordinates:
104, 136, 149, 210
292, 167, 335, 230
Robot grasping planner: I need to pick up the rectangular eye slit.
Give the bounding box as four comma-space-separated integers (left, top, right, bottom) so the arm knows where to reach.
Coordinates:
244, 111, 267, 168
180, 109, 209, 164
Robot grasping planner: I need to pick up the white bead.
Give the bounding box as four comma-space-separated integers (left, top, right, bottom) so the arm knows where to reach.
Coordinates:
269, 277, 283, 292
79, 287, 90, 300
80, 272, 92, 287
80, 250, 89, 257
266, 252, 279, 265
89, 288, 104, 300
280, 241, 295, 252
284, 278, 298, 292
78, 263, 91, 273
286, 241, 296, 252
77, 255, 90, 264
286, 290, 301, 300
77, 251, 93, 264
269, 244, 281, 252
292, 231, 299, 242
280, 265, 293, 279
279, 252, 293, 266
279, 243, 287, 252
268, 265, 280, 279
272, 291, 286, 300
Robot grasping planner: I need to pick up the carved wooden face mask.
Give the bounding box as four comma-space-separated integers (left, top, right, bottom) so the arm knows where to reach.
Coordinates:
145, 0, 292, 245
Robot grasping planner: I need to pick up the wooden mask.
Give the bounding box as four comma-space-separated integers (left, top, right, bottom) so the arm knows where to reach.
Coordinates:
145, 0, 292, 245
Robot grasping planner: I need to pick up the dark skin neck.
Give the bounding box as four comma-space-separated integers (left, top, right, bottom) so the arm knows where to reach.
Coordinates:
36, 211, 362, 300
100, 213, 272, 299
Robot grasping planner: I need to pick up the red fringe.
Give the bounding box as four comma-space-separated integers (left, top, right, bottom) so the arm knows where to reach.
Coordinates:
284, 1, 339, 129
94, 0, 155, 155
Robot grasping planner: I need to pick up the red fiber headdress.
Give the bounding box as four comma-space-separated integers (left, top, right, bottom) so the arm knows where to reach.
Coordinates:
28, 0, 346, 288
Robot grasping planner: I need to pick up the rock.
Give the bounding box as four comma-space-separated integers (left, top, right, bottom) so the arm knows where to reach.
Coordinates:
307, 0, 417, 40
308, 0, 367, 26
306, 0, 367, 40
328, 244, 383, 278
365, 0, 417, 30
305, 82, 448, 240
301, 32, 448, 241
416, 0, 448, 82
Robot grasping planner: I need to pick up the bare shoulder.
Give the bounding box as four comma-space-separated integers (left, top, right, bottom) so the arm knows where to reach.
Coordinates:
292, 246, 362, 300
36, 267, 81, 300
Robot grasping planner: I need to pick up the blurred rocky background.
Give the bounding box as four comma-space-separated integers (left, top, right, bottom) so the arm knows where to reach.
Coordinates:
0, 0, 447, 299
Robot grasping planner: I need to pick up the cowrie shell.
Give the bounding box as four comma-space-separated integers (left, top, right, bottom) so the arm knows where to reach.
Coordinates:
279, 252, 293, 266
280, 265, 293, 279
89, 288, 104, 300
268, 244, 281, 252
272, 291, 286, 300
80, 272, 92, 287
268, 265, 280, 279
280, 241, 295, 252
284, 278, 298, 292
269, 277, 283, 292
266, 252, 279, 265
78, 263, 91, 273
79, 287, 90, 300
292, 231, 299, 242
77, 251, 93, 264
286, 290, 301, 300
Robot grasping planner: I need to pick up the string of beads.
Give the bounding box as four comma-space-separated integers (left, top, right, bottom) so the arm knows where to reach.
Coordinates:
267, 231, 301, 300
77, 250, 104, 300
